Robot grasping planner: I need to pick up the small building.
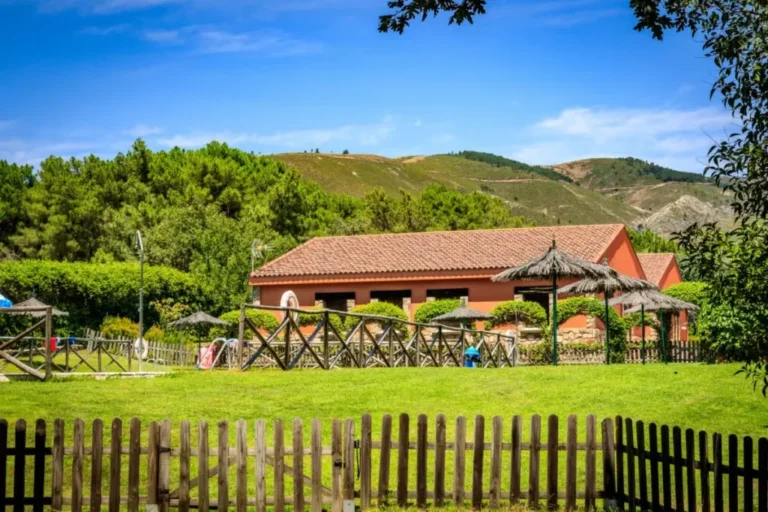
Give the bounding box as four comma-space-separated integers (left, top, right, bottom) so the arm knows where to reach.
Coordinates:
249, 224, 686, 341
637, 252, 688, 341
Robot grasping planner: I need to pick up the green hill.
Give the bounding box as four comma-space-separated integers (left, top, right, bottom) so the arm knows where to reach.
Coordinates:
274, 153, 644, 227
552, 157, 710, 189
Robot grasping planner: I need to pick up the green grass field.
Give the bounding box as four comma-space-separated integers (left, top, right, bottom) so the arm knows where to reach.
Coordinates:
2, 364, 765, 439
2, 364, 764, 511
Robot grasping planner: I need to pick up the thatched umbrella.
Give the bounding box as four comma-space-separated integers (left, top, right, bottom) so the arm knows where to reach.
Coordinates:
558, 274, 657, 364
433, 305, 493, 328
611, 290, 698, 363
8, 297, 69, 317
492, 240, 617, 365
168, 311, 231, 329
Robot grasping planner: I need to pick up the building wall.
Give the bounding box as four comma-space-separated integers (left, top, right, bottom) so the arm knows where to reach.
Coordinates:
254, 227, 682, 342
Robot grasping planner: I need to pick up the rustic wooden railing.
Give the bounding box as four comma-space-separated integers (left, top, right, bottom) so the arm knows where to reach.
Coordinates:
1, 413, 765, 511
237, 305, 518, 371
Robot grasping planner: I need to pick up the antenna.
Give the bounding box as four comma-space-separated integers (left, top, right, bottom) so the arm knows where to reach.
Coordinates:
251, 239, 272, 272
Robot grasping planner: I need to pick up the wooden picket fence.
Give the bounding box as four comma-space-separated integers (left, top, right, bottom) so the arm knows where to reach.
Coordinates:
2, 414, 766, 511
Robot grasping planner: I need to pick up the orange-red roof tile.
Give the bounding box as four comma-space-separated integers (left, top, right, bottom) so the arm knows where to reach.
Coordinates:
637, 253, 677, 286
252, 224, 626, 280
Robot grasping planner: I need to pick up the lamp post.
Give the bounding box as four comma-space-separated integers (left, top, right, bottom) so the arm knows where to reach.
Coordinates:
135, 231, 144, 373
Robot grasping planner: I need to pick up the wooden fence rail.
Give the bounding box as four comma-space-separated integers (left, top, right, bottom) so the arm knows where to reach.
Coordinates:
2, 414, 765, 511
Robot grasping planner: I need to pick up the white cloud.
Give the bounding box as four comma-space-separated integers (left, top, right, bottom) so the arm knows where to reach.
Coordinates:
142, 29, 181, 43
0, 139, 99, 166
158, 117, 396, 149
137, 26, 323, 55
125, 124, 163, 137
78, 24, 131, 35
39, 0, 180, 14
511, 106, 733, 172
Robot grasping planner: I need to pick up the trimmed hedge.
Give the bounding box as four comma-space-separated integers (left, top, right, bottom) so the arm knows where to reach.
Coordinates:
663, 281, 708, 307
0, 260, 211, 335
344, 302, 409, 334
414, 299, 461, 324
486, 300, 548, 331
557, 297, 627, 363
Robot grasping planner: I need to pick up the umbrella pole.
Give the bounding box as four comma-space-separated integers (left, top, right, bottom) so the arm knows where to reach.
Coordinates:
604, 294, 610, 365
660, 311, 667, 364
641, 305, 646, 365
552, 271, 558, 366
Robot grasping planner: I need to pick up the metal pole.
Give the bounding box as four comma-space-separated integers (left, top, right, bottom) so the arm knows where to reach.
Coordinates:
135, 231, 144, 374
44, 307, 52, 380
641, 305, 646, 365
552, 270, 558, 366
660, 311, 667, 364
604, 295, 610, 365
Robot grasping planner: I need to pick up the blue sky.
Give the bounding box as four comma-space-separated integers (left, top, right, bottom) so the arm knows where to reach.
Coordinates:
0, 0, 734, 172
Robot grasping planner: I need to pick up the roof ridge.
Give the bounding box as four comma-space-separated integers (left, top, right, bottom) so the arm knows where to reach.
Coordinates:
297, 223, 625, 243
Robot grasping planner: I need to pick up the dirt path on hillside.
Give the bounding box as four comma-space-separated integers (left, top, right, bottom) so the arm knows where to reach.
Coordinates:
469, 178, 549, 183
401, 156, 426, 164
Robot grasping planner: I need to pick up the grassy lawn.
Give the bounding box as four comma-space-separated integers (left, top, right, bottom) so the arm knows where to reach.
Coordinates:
2, 363, 765, 438
2, 363, 764, 510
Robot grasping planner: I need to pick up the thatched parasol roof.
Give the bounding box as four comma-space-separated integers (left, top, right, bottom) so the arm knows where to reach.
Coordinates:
492, 246, 617, 282
433, 305, 493, 322
168, 311, 231, 329
621, 291, 698, 314
557, 274, 657, 296
8, 297, 69, 317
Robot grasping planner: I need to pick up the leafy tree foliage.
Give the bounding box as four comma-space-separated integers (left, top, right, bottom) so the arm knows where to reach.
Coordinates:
454, 151, 573, 183
413, 299, 461, 324
618, 157, 709, 184
486, 300, 548, 331
0, 260, 206, 334
627, 227, 679, 254
379, 0, 486, 33
0, 140, 529, 331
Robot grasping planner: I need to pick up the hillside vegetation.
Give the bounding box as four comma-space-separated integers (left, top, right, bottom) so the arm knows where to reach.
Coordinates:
552, 157, 710, 189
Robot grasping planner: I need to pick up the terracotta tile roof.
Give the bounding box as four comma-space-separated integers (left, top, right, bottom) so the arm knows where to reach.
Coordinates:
251, 224, 626, 281
637, 253, 676, 286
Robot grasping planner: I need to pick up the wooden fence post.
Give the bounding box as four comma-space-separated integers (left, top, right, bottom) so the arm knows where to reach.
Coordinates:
128, 418, 142, 512
417, 414, 428, 508
147, 421, 159, 507
178, 421, 191, 512
332, 419, 342, 512
343, 419, 355, 508
454, 415, 467, 507
434, 414, 446, 507
198, 421, 210, 512
510, 415, 522, 505
602, 418, 617, 510
274, 420, 285, 512
255, 419, 267, 512
293, 418, 305, 512
529, 414, 541, 509
109, 418, 123, 512
490, 416, 502, 510
50, 419, 63, 511
585, 415, 596, 511
32, 420, 46, 512
472, 415, 485, 510
159, 420, 171, 512
397, 414, 409, 508
237, 305, 245, 369
360, 414, 372, 511
218, 421, 229, 512
546, 415, 558, 511
312, 419, 323, 512
378, 415, 392, 508
566, 415, 577, 511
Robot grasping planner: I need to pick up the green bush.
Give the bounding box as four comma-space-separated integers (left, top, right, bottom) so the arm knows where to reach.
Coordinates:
486, 300, 548, 331
414, 299, 461, 324
517, 343, 553, 365
145, 325, 165, 343
0, 260, 211, 335
557, 297, 627, 363
663, 282, 709, 307
211, 309, 280, 339
344, 302, 409, 334
297, 307, 345, 334
100, 317, 139, 339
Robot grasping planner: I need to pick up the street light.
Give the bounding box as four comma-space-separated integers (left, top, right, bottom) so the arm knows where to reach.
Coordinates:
135, 230, 144, 373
